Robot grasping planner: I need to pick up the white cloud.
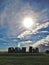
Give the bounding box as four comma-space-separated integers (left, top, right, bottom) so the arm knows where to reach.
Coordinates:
33, 35, 49, 48
0, 0, 49, 48
19, 40, 33, 48
38, 8, 49, 23
18, 30, 32, 38
0, 0, 48, 38
17, 22, 49, 38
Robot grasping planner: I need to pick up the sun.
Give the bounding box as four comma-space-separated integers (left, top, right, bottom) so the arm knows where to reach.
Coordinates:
23, 17, 34, 29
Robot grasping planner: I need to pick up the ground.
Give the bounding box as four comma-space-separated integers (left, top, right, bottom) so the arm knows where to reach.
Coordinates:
0, 53, 49, 65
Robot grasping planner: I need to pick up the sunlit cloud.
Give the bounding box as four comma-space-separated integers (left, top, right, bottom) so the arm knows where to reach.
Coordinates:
0, 0, 49, 50
33, 35, 49, 48
18, 22, 49, 38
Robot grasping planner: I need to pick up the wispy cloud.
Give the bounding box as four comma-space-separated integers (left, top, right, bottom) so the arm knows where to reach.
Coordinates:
33, 35, 49, 47
18, 22, 49, 38
0, 0, 49, 50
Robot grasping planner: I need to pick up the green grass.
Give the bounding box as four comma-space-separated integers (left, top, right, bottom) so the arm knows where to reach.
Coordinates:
0, 53, 49, 65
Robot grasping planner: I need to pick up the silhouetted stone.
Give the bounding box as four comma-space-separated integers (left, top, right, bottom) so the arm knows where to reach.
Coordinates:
45, 50, 49, 53
29, 46, 32, 53
35, 48, 39, 53
33, 48, 39, 53
15, 47, 21, 53
32, 48, 36, 53
8, 47, 14, 53
22, 47, 26, 53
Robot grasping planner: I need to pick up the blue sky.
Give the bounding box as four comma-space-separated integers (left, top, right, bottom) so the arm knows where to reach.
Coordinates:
0, 0, 49, 51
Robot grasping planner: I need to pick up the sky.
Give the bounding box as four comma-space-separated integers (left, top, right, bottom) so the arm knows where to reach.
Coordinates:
0, 0, 49, 51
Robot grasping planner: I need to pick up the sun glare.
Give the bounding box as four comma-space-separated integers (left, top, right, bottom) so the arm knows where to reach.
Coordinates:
23, 17, 34, 29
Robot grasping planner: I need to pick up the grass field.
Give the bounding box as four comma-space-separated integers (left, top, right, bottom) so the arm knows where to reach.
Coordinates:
0, 53, 49, 65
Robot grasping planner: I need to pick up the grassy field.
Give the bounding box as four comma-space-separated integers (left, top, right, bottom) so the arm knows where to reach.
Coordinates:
0, 53, 49, 65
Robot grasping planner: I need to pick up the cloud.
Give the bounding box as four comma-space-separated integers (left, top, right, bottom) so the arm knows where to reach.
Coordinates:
18, 40, 33, 50
17, 22, 49, 38
0, 0, 49, 51
38, 8, 49, 23
0, 0, 49, 38
19, 35, 49, 52
33, 35, 49, 48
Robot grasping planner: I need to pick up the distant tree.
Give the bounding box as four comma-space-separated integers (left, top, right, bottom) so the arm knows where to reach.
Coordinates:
8, 47, 14, 53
